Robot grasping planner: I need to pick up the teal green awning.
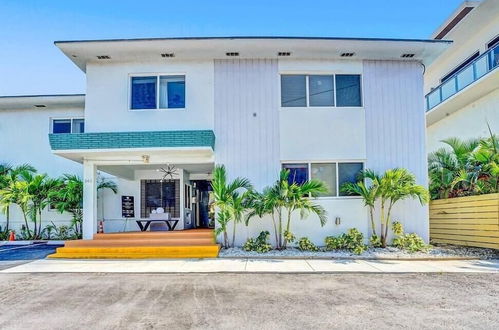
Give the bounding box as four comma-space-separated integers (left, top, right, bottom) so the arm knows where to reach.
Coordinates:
49, 130, 215, 151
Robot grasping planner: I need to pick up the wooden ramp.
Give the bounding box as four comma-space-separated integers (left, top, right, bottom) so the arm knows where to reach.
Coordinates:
48, 229, 220, 259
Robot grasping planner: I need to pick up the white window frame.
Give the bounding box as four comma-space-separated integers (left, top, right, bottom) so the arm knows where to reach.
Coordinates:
281, 160, 366, 199
50, 117, 85, 134
128, 73, 186, 111
279, 73, 363, 109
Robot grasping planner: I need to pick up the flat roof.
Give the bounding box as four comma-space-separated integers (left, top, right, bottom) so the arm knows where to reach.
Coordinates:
55, 36, 452, 72
0, 94, 85, 110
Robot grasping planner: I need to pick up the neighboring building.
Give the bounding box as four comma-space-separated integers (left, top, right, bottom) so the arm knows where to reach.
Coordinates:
0, 36, 449, 245
425, 0, 499, 152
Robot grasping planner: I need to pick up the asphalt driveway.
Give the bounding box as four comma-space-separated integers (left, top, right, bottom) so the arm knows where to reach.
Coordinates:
0, 273, 497, 329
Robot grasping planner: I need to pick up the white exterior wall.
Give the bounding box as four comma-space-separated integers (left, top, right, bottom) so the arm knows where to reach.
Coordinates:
84, 60, 215, 133
278, 59, 368, 246
0, 107, 84, 232
427, 89, 499, 152
364, 60, 429, 242
214, 59, 281, 190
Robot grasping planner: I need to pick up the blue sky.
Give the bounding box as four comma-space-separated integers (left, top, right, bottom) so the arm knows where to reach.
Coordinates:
0, 0, 462, 96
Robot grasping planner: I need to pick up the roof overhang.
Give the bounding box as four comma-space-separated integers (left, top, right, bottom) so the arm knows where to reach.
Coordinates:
49, 130, 215, 163
0, 94, 85, 111
431, 1, 480, 39
54, 36, 452, 72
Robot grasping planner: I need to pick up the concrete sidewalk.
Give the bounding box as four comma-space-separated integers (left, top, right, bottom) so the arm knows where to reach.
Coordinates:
1, 258, 498, 273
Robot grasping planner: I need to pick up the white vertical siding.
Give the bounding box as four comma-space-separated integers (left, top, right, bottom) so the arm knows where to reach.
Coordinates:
214, 59, 280, 190
363, 60, 430, 241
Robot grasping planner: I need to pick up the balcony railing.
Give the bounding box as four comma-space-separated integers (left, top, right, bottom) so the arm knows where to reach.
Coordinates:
426, 43, 499, 111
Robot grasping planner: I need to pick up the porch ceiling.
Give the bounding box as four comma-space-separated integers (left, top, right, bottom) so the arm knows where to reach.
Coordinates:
98, 163, 214, 179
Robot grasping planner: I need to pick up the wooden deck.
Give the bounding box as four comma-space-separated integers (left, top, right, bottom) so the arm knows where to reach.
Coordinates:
48, 229, 220, 259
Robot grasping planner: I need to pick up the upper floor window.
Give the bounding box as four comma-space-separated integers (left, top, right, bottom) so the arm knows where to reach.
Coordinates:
52, 118, 84, 134
282, 161, 364, 197
130, 75, 185, 110
280, 74, 362, 108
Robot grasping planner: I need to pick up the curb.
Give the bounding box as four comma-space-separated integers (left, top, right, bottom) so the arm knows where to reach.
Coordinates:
219, 255, 482, 261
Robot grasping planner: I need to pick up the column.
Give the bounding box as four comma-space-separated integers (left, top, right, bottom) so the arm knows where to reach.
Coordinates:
82, 160, 97, 239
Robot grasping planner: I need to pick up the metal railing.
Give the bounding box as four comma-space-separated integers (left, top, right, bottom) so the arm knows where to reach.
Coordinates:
426, 43, 499, 111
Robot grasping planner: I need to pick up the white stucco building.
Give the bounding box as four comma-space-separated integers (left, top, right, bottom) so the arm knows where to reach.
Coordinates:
425, 0, 499, 153
0, 36, 449, 246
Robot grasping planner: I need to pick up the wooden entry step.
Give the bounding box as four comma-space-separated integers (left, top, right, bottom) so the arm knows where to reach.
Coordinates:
47, 229, 219, 259
48, 245, 220, 259
65, 237, 215, 247
93, 229, 214, 240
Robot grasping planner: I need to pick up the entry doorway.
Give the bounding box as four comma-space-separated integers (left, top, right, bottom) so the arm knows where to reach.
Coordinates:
190, 180, 214, 229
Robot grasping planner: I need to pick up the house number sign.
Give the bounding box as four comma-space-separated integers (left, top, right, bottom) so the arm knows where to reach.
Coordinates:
121, 196, 135, 218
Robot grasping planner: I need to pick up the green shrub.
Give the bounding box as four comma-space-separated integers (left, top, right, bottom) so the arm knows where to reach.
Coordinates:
369, 234, 382, 248
297, 237, 319, 251
392, 233, 429, 253
325, 228, 366, 255
284, 230, 295, 244
391, 221, 403, 236
243, 231, 272, 253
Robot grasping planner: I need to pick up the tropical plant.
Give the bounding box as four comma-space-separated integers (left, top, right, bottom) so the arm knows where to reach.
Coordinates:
390, 221, 429, 253
375, 168, 429, 247
50, 174, 117, 238
246, 169, 327, 250
211, 165, 252, 248
340, 169, 380, 236
341, 168, 429, 248
244, 188, 280, 248
23, 172, 62, 239
297, 237, 319, 252
325, 228, 366, 255
243, 231, 272, 253
428, 130, 498, 199
0, 163, 36, 234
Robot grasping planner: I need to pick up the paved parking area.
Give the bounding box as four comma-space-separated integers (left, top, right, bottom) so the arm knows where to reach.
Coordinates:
0, 272, 497, 329
2, 257, 498, 273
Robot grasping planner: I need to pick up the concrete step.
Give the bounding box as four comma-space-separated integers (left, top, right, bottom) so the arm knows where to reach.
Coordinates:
65, 237, 215, 247
48, 245, 220, 259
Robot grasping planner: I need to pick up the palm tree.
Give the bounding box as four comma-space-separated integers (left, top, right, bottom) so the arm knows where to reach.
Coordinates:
211, 165, 252, 248
0, 164, 36, 234
340, 169, 380, 236
377, 168, 429, 247
281, 172, 328, 248
51, 174, 117, 238
23, 172, 62, 239
245, 188, 280, 248
428, 132, 498, 199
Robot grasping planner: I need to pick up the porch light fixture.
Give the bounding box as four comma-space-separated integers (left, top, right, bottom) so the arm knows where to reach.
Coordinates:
142, 155, 150, 164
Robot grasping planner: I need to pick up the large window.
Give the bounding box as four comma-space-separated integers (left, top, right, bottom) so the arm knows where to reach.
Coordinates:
52, 118, 84, 134
140, 179, 180, 218
282, 162, 364, 197
280, 74, 362, 107
131, 75, 185, 110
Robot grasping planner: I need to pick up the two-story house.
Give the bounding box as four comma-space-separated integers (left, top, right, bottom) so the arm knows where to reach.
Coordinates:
0, 36, 449, 254
425, 0, 499, 152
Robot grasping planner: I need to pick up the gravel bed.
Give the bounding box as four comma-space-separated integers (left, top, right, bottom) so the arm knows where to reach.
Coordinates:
219, 244, 499, 260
